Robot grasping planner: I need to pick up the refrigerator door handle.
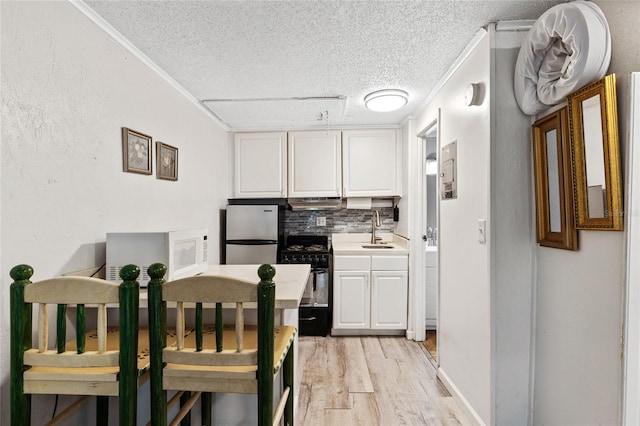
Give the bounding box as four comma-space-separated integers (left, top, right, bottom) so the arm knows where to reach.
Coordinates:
225, 240, 278, 245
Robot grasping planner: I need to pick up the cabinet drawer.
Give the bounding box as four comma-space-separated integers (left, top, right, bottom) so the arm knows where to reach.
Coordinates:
371, 255, 407, 271
334, 255, 371, 271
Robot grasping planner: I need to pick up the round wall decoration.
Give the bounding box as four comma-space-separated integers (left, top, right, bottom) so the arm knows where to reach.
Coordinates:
514, 1, 611, 116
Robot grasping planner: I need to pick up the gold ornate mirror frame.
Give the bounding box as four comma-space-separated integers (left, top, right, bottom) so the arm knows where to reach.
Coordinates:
568, 74, 623, 230
532, 107, 578, 250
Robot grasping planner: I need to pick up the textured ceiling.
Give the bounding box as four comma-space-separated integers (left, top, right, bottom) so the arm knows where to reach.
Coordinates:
83, 0, 568, 130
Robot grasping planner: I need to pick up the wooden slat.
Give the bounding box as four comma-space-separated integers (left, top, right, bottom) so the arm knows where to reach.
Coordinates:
163, 364, 256, 379
167, 390, 185, 411
176, 302, 185, 350
47, 395, 90, 426
236, 302, 244, 351
162, 275, 257, 303
162, 347, 258, 366
169, 391, 201, 426
272, 386, 291, 426
163, 376, 257, 394
24, 277, 120, 304
24, 379, 119, 396
97, 304, 107, 354
24, 350, 120, 368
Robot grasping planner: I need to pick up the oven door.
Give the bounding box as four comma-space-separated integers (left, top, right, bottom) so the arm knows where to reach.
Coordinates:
301, 267, 329, 307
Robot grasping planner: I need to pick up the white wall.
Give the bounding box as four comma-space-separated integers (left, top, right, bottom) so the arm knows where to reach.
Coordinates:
413, 30, 492, 424
532, 2, 640, 425
0, 1, 229, 424
395, 123, 410, 239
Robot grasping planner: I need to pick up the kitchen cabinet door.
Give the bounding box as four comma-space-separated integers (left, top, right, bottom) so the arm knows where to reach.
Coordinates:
233, 132, 287, 198
342, 128, 401, 197
371, 270, 408, 329
333, 270, 370, 329
288, 130, 341, 198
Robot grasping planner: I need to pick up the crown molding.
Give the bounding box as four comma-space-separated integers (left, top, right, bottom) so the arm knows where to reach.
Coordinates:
69, 1, 229, 131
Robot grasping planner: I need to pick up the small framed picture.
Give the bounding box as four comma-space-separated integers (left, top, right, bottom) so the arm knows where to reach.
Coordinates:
122, 127, 152, 175
156, 141, 178, 181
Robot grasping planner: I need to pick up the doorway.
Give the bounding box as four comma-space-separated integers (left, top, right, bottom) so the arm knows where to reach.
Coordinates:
421, 121, 439, 364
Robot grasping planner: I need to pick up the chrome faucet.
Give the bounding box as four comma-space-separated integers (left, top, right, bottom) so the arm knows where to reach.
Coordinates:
371, 210, 382, 244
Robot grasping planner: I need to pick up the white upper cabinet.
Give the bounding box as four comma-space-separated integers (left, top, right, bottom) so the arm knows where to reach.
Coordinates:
342, 128, 401, 197
288, 130, 342, 198
233, 132, 287, 198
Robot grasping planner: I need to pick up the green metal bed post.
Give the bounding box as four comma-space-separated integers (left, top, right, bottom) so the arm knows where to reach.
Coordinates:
10, 264, 34, 426
148, 263, 168, 426
257, 264, 276, 426
118, 264, 140, 426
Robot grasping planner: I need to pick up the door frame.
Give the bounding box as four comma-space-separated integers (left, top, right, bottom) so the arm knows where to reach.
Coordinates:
411, 113, 440, 344
623, 72, 640, 426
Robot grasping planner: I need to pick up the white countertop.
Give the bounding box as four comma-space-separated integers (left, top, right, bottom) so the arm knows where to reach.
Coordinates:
140, 263, 310, 309
331, 233, 409, 255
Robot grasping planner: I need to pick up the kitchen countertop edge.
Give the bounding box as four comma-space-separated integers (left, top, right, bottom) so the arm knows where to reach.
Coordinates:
331, 233, 409, 256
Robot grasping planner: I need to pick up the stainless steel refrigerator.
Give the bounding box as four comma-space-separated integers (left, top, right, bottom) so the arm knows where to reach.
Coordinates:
225, 204, 279, 264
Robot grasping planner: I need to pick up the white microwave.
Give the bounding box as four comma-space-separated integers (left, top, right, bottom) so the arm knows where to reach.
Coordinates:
106, 228, 209, 287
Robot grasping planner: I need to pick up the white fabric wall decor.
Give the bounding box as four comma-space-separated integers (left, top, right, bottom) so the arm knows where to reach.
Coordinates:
514, 1, 611, 115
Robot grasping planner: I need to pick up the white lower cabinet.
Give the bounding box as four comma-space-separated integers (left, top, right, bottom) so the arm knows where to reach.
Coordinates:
333, 254, 408, 333
371, 270, 408, 329
334, 270, 370, 329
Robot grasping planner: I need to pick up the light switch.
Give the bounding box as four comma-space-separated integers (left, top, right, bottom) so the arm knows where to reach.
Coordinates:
478, 219, 486, 243
316, 216, 326, 227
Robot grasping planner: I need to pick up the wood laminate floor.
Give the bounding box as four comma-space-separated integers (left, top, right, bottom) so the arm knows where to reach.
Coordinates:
423, 330, 438, 363
297, 335, 469, 425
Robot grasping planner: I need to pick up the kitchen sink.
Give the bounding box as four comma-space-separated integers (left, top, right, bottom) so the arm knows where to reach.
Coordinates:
361, 244, 395, 249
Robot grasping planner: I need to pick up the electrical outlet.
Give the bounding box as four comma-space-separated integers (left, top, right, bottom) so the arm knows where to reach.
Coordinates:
316, 216, 326, 227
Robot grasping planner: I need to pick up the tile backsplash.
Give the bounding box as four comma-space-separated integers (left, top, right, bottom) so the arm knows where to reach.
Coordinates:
284, 207, 395, 241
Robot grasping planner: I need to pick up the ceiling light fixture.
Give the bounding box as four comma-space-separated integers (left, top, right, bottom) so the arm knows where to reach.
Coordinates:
364, 89, 408, 112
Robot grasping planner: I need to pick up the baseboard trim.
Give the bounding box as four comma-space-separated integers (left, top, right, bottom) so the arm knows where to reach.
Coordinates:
330, 329, 405, 337
437, 367, 486, 426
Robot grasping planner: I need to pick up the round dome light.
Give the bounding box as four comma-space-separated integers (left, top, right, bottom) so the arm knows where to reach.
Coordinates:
364, 89, 408, 112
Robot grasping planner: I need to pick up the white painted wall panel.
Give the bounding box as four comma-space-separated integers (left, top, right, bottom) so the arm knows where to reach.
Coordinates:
0, 2, 228, 424
534, 232, 624, 426
490, 28, 534, 426
414, 30, 492, 424
532, 2, 640, 424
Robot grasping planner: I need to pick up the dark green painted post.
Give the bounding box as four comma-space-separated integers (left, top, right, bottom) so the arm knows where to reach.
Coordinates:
57, 304, 67, 353
96, 397, 109, 426
196, 303, 203, 351
76, 304, 86, 353
257, 264, 276, 426
10, 264, 34, 426
118, 264, 140, 426
283, 347, 295, 426
201, 392, 212, 426
215, 302, 223, 352
148, 263, 167, 426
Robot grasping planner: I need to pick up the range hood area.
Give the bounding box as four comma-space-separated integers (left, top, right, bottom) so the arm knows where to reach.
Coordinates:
287, 197, 396, 210
287, 198, 343, 211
